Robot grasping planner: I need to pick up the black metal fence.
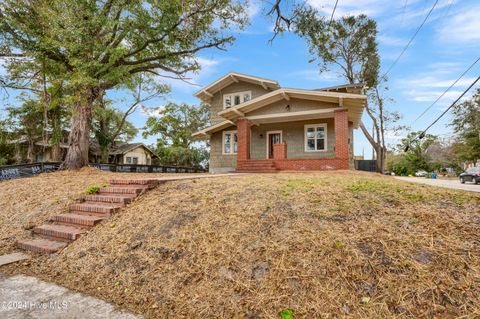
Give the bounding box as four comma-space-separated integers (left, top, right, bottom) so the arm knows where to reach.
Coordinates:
0, 162, 61, 181
89, 163, 205, 174
0, 162, 205, 181
354, 160, 377, 172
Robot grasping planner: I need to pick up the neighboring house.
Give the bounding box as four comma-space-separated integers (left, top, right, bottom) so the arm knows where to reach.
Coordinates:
89, 142, 157, 165
10, 136, 157, 165
192, 72, 367, 172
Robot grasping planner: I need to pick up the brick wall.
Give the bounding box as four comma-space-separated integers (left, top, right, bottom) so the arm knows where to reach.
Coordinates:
237, 119, 251, 161
273, 158, 349, 170
334, 109, 349, 160
273, 143, 287, 160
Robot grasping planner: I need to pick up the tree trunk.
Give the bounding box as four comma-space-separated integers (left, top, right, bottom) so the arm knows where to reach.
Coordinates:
62, 88, 96, 169
100, 146, 109, 163
51, 142, 62, 162
26, 140, 35, 163
359, 120, 385, 173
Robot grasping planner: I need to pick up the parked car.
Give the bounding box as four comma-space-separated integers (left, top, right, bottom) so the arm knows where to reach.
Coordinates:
415, 170, 428, 177
459, 167, 480, 184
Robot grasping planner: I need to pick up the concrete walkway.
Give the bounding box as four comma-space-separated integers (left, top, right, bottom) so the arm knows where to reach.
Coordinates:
0, 274, 142, 319
394, 176, 480, 193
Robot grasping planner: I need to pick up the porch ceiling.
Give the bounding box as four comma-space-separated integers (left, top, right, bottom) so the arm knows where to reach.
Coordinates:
246, 108, 341, 125
218, 88, 366, 128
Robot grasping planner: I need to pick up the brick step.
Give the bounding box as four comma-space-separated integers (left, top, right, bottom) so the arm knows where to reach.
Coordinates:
16, 238, 67, 253
53, 213, 104, 227
85, 193, 136, 205
33, 224, 85, 242
70, 201, 122, 214
69, 210, 112, 218
99, 185, 147, 195
110, 179, 159, 189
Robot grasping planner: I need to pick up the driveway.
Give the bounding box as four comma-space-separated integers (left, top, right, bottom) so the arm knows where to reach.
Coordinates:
394, 176, 480, 193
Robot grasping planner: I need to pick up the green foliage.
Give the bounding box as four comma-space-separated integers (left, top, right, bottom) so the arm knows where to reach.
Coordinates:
295, 12, 380, 87
279, 308, 294, 319
0, 0, 248, 167
388, 131, 439, 176
85, 185, 101, 194
143, 102, 209, 167
450, 89, 480, 164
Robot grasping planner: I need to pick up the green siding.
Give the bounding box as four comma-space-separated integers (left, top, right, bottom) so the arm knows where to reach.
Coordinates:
250, 119, 336, 160
209, 128, 237, 172
208, 82, 271, 125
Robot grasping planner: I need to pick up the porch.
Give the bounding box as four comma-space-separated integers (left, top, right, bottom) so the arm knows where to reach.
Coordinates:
235, 109, 351, 172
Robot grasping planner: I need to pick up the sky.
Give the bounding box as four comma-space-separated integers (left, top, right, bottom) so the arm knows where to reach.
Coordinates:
2, 0, 480, 159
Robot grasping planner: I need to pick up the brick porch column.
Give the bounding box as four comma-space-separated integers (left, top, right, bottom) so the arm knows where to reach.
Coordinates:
334, 109, 349, 160
236, 118, 251, 161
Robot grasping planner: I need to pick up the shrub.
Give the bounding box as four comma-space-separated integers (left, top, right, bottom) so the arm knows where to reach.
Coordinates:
85, 185, 101, 194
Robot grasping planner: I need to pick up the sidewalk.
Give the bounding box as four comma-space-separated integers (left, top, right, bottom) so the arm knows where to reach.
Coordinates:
0, 274, 141, 319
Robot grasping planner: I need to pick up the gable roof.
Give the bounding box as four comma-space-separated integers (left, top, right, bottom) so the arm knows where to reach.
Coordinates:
89, 142, 158, 158
195, 72, 280, 102
217, 87, 367, 127
316, 83, 364, 94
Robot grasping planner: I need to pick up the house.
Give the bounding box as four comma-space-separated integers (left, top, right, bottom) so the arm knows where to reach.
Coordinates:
10, 135, 157, 165
89, 142, 158, 165
192, 72, 367, 172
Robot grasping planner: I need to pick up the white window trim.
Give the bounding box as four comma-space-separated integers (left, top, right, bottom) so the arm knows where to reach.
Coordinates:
266, 130, 283, 159
222, 130, 238, 155
222, 91, 252, 109
304, 124, 327, 152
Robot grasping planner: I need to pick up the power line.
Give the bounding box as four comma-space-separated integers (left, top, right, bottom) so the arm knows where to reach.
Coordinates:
383, 0, 439, 79
329, 0, 339, 26
405, 75, 480, 151
411, 56, 480, 125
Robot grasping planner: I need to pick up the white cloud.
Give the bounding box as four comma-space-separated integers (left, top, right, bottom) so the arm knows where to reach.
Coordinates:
293, 69, 342, 83
436, 5, 480, 43
246, 0, 261, 19
378, 35, 408, 47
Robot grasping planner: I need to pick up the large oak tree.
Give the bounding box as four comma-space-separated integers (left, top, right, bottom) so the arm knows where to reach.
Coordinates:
0, 0, 247, 168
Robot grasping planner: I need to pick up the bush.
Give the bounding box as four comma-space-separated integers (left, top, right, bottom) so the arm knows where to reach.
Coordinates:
85, 185, 101, 194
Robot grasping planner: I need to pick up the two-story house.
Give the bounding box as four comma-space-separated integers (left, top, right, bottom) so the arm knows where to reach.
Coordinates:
193, 72, 367, 172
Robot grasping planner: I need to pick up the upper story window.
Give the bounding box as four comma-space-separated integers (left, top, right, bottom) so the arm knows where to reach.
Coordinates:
223, 91, 251, 109
304, 124, 327, 152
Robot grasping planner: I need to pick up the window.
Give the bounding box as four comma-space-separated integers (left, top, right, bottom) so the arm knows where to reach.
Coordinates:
223, 91, 251, 109
304, 124, 327, 152
132, 157, 138, 164
126, 156, 132, 164
222, 130, 238, 155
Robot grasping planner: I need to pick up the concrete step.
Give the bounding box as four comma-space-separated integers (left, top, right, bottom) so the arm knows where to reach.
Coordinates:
16, 238, 67, 253
110, 179, 159, 189
53, 213, 104, 227
85, 193, 135, 205
33, 224, 85, 241
70, 201, 122, 214
99, 185, 147, 195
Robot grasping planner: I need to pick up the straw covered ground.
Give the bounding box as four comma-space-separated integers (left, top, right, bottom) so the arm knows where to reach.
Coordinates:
0, 167, 196, 255
2, 170, 480, 318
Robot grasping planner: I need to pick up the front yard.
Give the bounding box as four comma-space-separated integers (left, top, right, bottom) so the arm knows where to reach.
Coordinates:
1, 169, 479, 318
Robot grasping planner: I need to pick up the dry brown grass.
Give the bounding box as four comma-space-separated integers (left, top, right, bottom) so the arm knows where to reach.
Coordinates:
2, 170, 480, 318
0, 167, 197, 255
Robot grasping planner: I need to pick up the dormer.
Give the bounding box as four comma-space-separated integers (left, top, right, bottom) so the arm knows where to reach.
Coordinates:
195, 72, 280, 125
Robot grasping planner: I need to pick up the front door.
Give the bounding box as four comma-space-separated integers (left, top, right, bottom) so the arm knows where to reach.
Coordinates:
267, 132, 281, 159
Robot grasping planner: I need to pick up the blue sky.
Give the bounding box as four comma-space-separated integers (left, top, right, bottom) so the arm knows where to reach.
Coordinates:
3, 0, 480, 159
